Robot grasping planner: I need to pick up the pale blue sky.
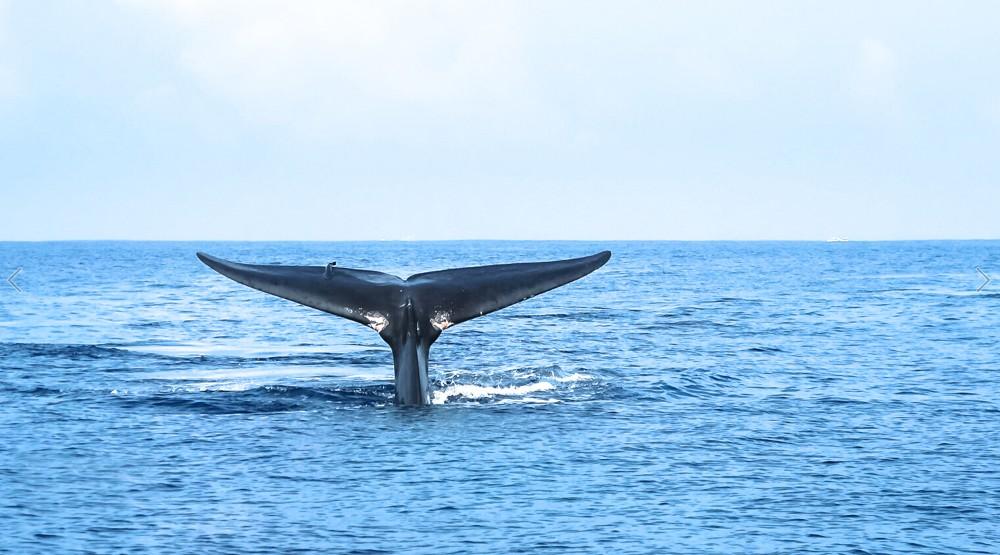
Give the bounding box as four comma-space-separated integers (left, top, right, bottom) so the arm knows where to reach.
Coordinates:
1, 1, 998, 240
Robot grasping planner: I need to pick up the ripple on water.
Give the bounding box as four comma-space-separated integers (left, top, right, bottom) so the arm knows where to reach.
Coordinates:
1, 240, 998, 554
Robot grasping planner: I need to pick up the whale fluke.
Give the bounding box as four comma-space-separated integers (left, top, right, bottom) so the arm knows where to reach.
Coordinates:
197, 250, 611, 405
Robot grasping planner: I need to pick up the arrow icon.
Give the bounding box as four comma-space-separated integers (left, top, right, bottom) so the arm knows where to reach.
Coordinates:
6, 267, 21, 293
977, 266, 992, 292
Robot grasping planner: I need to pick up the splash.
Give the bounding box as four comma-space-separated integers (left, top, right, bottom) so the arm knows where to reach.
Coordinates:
432, 381, 556, 404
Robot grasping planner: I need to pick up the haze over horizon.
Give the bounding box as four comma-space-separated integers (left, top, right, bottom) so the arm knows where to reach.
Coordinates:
1, 1, 999, 241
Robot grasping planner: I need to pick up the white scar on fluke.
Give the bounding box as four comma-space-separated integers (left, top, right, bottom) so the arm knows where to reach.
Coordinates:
431, 312, 454, 331
364, 312, 388, 333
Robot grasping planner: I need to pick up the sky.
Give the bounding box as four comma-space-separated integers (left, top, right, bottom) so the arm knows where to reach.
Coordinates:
1, 0, 999, 241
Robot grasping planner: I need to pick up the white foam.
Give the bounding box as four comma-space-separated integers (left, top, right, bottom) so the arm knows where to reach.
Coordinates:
549, 373, 593, 383
431, 381, 555, 404
194, 381, 258, 392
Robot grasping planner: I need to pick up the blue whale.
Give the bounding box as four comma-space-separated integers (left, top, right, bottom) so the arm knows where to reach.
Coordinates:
197, 251, 611, 405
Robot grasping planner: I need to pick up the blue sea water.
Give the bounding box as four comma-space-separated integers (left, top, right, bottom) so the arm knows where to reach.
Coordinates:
0, 240, 997, 554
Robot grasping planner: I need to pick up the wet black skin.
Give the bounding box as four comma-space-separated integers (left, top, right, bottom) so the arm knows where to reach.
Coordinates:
380, 297, 440, 406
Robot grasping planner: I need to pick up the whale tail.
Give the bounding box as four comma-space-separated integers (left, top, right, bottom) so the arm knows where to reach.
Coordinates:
196, 251, 610, 333
196, 250, 611, 404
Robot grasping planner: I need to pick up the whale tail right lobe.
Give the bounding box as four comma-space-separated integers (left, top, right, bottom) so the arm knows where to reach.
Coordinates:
405, 250, 612, 330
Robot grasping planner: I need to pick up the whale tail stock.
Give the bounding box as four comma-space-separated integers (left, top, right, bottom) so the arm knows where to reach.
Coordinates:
196, 250, 611, 405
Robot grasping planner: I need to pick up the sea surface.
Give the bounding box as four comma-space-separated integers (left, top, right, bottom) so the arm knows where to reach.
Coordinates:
0, 241, 997, 554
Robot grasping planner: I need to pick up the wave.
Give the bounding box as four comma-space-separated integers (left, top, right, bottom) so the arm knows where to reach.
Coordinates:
144, 365, 390, 384
0, 342, 391, 377
111, 384, 396, 414
548, 372, 593, 383
2, 339, 606, 409
118, 342, 378, 358
108, 377, 591, 413
0, 342, 133, 360
745, 346, 784, 353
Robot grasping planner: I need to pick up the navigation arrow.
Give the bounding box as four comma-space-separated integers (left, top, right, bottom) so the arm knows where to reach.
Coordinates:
6, 267, 21, 293
977, 266, 992, 292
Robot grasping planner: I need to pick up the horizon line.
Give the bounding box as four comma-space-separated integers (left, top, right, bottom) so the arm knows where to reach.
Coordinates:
1, 238, 998, 243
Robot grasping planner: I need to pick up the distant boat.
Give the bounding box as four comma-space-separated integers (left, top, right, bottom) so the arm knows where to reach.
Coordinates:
826, 237, 849, 243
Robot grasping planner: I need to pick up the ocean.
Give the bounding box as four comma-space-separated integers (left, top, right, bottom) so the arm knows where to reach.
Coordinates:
1, 241, 997, 554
